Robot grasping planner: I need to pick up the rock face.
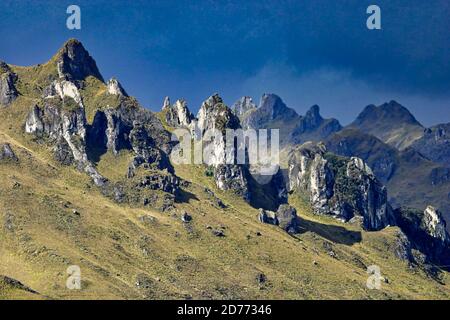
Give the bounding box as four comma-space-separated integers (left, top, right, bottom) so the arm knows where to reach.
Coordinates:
394, 206, 450, 266
196, 94, 250, 201
411, 123, 450, 167
423, 206, 450, 244
25, 99, 106, 186
325, 128, 399, 183
288, 142, 395, 231
56, 39, 104, 82
239, 94, 297, 131
0, 62, 18, 106
325, 127, 450, 227
232, 96, 256, 117
107, 78, 128, 97
259, 204, 299, 234
0, 143, 18, 162
163, 98, 194, 128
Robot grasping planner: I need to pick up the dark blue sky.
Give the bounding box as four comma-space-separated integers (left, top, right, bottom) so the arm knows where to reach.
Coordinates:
1, 0, 449, 125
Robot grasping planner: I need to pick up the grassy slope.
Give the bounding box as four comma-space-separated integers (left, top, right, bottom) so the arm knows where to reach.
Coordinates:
0, 60, 449, 299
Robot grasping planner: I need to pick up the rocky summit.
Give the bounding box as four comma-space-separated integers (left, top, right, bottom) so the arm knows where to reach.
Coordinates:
0, 39, 450, 300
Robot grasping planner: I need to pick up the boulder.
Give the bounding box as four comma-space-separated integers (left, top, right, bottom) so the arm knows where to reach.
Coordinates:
0, 144, 18, 162
258, 204, 299, 234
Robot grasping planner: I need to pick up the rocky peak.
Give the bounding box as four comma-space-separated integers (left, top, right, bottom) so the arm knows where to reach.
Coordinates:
201, 93, 223, 110
195, 94, 250, 200
356, 101, 422, 127
55, 39, 104, 82
289, 105, 342, 145
411, 123, 450, 167
0, 63, 18, 106
107, 78, 128, 97
349, 101, 424, 150
259, 93, 293, 119
0, 61, 9, 73
162, 96, 171, 110
162, 96, 195, 129
239, 93, 299, 132
423, 206, 449, 244
232, 96, 256, 117
288, 142, 395, 231
304, 105, 322, 127
197, 93, 239, 133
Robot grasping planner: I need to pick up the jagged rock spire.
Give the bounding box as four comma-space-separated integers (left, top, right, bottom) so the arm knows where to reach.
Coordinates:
107, 78, 128, 97
56, 39, 104, 82
164, 98, 194, 128
423, 206, 450, 244
232, 96, 256, 117
0, 71, 18, 106
162, 96, 171, 110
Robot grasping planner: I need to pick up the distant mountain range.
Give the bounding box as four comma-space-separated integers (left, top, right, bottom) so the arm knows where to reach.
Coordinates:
1, 39, 449, 299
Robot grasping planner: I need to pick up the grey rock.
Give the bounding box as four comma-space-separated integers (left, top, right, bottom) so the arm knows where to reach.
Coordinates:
0, 71, 18, 106
393, 230, 414, 262
276, 204, 300, 234
212, 229, 225, 237
164, 99, 194, 128
258, 204, 299, 234
0, 275, 39, 295
196, 94, 250, 201
411, 123, 450, 167
423, 206, 449, 244
56, 39, 104, 82
258, 208, 278, 225
25, 99, 107, 186
288, 142, 395, 231
181, 211, 192, 223
0, 143, 18, 162
289, 105, 342, 145
107, 77, 128, 96
232, 96, 256, 117
394, 206, 450, 267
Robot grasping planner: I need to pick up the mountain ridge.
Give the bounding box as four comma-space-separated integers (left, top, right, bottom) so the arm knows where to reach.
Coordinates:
1, 39, 449, 299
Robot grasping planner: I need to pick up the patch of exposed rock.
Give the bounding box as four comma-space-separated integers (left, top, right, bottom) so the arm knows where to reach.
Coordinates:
25, 97, 106, 186
394, 206, 450, 267
107, 77, 128, 97
232, 96, 256, 117
196, 94, 250, 201
56, 39, 104, 82
0, 143, 18, 162
0, 63, 18, 106
412, 123, 450, 167
288, 142, 395, 231
259, 204, 299, 234
162, 97, 194, 128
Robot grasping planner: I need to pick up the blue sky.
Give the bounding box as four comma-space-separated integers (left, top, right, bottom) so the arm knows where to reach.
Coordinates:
0, 0, 449, 126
